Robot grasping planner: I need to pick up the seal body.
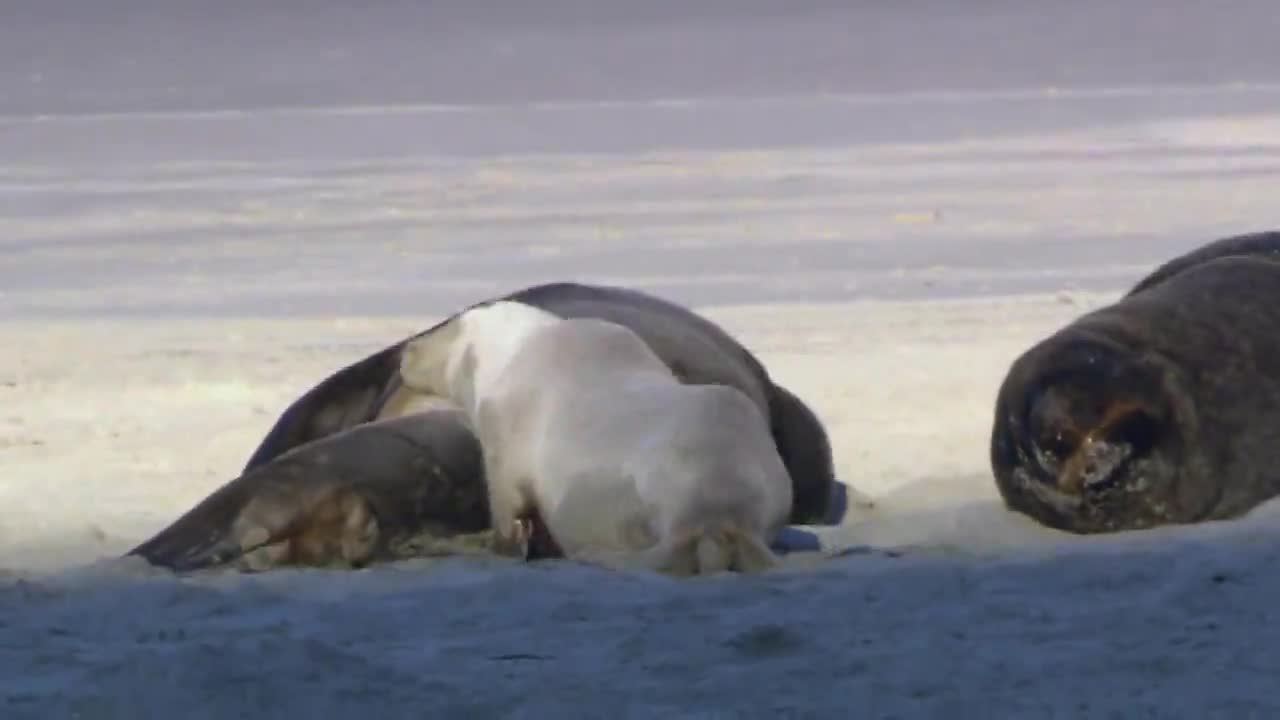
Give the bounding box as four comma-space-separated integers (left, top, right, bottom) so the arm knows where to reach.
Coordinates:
399, 302, 793, 574
991, 243, 1280, 533
240, 282, 837, 524
1126, 229, 1280, 295
128, 407, 488, 572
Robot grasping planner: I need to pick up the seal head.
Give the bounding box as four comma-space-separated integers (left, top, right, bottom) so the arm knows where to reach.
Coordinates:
991, 328, 1201, 533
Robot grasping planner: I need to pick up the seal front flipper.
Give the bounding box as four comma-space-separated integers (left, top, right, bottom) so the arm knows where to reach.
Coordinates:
129, 411, 489, 572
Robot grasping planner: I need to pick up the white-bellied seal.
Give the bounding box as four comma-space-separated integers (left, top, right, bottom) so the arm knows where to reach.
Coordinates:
241, 282, 837, 524
398, 301, 793, 574
128, 403, 490, 572
991, 230, 1280, 533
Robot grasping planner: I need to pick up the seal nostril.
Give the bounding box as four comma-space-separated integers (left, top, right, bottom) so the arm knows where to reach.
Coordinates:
1109, 408, 1161, 458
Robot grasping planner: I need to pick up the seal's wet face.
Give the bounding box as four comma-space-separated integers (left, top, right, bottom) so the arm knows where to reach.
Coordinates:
994, 339, 1185, 533
1025, 388, 1162, 497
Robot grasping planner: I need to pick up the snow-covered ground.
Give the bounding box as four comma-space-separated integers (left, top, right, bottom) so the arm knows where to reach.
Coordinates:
6, 2, 1280, 717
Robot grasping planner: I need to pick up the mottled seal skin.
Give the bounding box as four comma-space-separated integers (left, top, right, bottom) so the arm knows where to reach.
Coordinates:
991, 244, 1280, 533
128, 410, 488, 572
241, 282, 837, 524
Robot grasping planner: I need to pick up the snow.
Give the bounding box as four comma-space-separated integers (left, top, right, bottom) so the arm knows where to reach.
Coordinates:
6, 1, 1280, 717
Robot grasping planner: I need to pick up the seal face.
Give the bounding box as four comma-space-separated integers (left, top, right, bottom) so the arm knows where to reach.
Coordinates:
992, 235, 1280, 533
992, 334, 1187, 533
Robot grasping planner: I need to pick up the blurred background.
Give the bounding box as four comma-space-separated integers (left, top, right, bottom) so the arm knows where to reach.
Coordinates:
4, 0, 1279, 317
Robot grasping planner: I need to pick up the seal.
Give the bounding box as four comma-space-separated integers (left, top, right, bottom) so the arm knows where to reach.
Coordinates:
990, 233, 1280, 533
1126, 229, 1280, 296
398, 301, 793, 574
126, 283, 838, 573
127, 403, 490, 572
240, 282, 837, 524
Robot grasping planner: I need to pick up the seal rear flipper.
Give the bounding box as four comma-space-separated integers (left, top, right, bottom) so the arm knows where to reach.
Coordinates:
128, 480, 381, 573
126, 473, 274, 572
650, 526, 779, 576
127, 455, 384, 573
136, 411, 490, 572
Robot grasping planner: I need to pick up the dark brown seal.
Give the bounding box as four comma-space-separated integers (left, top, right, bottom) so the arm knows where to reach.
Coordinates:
991, 230, 1280, 533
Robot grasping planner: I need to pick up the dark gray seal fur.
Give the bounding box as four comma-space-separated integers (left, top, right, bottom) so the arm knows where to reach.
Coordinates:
128, 409, 488, 571
991, 230, 1280, 532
